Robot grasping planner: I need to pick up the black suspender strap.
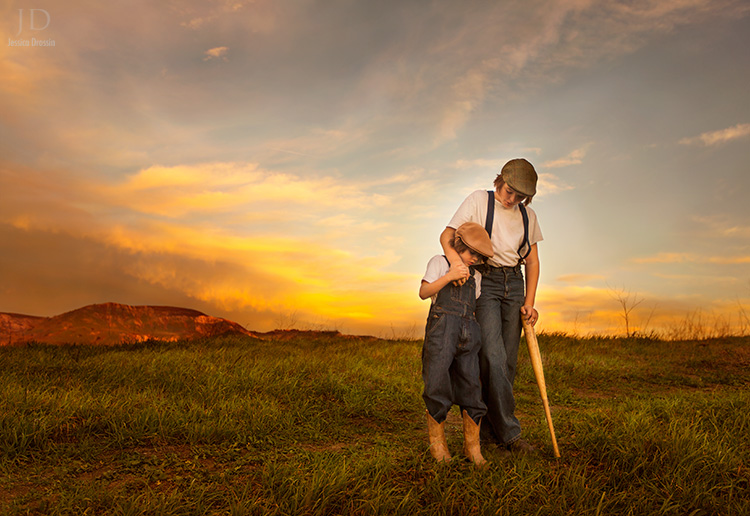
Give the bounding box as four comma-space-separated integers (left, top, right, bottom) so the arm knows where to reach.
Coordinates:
485, 190, 494, 237
518, 204, 530, 261
485, 190, 531, 261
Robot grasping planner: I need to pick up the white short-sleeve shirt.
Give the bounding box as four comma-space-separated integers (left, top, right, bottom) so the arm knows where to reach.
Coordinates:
422, 255, 482, 304
447, 190, 543, 267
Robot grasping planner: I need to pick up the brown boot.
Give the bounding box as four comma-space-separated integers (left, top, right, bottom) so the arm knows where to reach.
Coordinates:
506, 438, 536, 455
426, 410, 451, 462
462, 410, 488, 468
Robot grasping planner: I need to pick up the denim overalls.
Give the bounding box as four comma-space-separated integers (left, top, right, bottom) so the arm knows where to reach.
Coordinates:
422, 263, 487, 424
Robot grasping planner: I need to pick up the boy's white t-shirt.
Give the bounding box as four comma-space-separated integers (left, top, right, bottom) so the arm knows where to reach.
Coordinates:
447, 189, 543, 267
422, 255, 482, 304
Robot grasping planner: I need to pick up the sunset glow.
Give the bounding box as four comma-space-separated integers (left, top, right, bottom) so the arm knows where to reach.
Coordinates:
2, 1, 749, 338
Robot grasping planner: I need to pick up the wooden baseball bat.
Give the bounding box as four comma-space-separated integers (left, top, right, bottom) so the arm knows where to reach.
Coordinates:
522, 317, 560, 458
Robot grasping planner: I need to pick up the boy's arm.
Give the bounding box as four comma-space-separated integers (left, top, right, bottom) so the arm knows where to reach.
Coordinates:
521, 243, 540, 325
439, 227, 469, 285
419, 264, 467, 300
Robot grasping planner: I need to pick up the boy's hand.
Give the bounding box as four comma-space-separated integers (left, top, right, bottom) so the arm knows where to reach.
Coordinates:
448, 262, 470, 283
521, 305, 538, 326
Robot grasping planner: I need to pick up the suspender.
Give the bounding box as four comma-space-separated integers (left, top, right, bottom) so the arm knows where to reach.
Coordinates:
485, 190, 531, 261
484, 190, 494, 237
519, 202, 530, 260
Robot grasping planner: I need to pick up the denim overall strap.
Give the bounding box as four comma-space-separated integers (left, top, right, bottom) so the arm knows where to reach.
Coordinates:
431, 267, 476, 319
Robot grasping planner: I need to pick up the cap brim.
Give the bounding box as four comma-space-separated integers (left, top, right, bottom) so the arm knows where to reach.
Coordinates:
465, 242, 493, 260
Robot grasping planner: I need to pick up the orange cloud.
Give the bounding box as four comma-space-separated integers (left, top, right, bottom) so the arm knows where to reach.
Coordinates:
679, 123, 750, 146
0, 159, 429, 334
203, 46, 228, 61
111, 224, 427, 334
96, 162, 381, 218
556, 273, 605, 284
633, 252, 750, 265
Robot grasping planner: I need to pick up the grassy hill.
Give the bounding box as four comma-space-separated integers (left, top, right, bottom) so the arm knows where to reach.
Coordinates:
1, 332, 748, 515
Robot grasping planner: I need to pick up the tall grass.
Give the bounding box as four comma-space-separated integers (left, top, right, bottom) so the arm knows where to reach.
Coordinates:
1, 333, 749, 515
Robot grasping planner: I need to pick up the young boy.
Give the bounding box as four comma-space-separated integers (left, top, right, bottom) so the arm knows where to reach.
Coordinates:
419, 222, 494, 467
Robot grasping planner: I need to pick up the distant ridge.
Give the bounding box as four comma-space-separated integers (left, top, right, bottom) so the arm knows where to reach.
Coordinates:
256, 329, 379, 341
0, 302, 253, 346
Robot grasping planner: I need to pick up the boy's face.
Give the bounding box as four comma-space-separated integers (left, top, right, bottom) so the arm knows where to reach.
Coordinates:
459, 249, 483, 266
496, 183, 526, 208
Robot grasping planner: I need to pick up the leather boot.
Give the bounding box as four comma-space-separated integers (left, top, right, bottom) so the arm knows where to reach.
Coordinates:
462, 410, 488, 468
426, 410, 451, 462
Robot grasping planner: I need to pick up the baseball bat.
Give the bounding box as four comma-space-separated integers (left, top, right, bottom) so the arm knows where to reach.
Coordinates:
522, 317, 560, 458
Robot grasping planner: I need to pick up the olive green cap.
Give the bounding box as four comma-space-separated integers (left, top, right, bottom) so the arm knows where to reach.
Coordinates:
501, 158, 538, 197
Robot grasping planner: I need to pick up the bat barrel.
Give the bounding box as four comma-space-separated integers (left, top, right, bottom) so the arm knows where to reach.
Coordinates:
522, 319, 561, 458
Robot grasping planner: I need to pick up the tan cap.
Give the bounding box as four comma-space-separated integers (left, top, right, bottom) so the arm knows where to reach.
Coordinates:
455, 222, 494, 259
501, 158, 538, 197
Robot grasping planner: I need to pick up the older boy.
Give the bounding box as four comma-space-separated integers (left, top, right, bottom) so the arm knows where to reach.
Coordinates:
440, 158, 543, 454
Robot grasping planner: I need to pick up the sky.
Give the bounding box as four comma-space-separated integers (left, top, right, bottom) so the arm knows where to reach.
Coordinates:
2, 0, 749, 338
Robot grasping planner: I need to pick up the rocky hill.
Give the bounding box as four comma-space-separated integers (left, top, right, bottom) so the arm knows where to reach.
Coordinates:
0, 303, 254, 346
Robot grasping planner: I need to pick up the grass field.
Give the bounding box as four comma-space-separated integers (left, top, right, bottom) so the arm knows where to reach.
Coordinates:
1, 332, 749, 515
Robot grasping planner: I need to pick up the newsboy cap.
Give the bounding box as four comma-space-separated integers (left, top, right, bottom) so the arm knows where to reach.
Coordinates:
501, 158, 538, 197
455, 222, 494, 259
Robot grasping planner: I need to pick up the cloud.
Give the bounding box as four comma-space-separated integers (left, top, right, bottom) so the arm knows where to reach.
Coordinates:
366, 0, 747, 146
556, 273, 606, 284
690, 216, 750, 239
177, 0, 279, 33
454, 158, 506, 170
0, 205, 424, 334
4, 0, 746, 173
679, 123, 750, 146
537, 173, 575, 196
0, 222, 424, 333
98, 162, 382, 219
203, 46, 229, 61
436, 63, 498, 144
633, 252, 750, 265
0, 157, 437, 254
425, 0, 750, 143
260, 126, 370, 164
0, 159, 432, 333
542, 146, 589, 168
